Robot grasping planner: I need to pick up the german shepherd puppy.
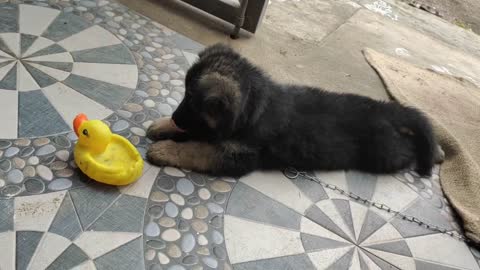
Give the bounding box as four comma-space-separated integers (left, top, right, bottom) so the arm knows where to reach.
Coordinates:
147, 44, 442, 177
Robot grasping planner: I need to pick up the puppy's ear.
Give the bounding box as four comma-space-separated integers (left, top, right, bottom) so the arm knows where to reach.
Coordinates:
205, 96, 227, 116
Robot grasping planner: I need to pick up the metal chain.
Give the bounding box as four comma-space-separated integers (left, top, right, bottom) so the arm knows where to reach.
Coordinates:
283, 167, 470, 243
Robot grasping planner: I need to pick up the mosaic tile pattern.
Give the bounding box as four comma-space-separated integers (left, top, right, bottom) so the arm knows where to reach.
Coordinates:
0, 0, 479, 269
0, 3, 138, 139
224, 171, 480, 270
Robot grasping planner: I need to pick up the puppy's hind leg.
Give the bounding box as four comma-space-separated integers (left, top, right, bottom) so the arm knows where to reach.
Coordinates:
147, 140, 259, 177
434, 145, 445, 164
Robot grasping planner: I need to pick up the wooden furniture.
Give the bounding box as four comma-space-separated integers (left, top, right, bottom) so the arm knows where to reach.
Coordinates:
179, 0, 268, 38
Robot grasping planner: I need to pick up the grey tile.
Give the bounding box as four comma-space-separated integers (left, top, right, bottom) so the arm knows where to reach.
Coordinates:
20, 34, 38, 56
0, 199, 13, 232
290, 174, 328, 203
390, 217, 436, 238
0, 59, 13, 69
23, 63, 57, 88
365, 240, 412, 257
301, 233, 351, 252
94, 236, 144, 270
327, 247, 355, 270
0, 4, 18, 32
16, 231, 43, 270
18, 90, 70, 137
34, 61, 73, 72
227, 182, 302, 230
72, 44, 135, 64
357, 210, 386, 244
42, 13, 90, 42
46, 244, 89, 270
63, 74, 134, 110
49, 192, 83, 240
359, 252, 369, 270
363, 251, 400, 270
346, 171, 377, 200
0, 62, 17, 90
69, 182, 121, 230
415, 259, 461, 270
88, 194, 146, 232
233, 254, 315, 270
26, 44, 66, 58
401, 198, 452, 230
0, 36, 16, 58
305, 205, 352, 242
332, 199, 355, 239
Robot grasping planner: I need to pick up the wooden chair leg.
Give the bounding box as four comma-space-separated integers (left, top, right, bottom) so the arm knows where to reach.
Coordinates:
230, 0, 249, 39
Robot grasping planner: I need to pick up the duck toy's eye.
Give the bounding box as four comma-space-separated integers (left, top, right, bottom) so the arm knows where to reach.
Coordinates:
82, 129, 89, 137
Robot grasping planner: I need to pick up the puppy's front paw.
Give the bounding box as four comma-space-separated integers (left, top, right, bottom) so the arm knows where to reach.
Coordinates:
147, 117, 178, 141
147, 140, 179, 167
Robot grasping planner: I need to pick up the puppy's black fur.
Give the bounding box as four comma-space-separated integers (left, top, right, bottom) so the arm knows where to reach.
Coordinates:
147, 44, 438, 177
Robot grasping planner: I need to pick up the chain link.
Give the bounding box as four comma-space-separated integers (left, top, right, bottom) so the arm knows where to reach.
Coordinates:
284, 167, 470, 243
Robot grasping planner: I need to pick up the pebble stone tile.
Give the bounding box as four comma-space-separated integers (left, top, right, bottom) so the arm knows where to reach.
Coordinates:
0, 0, 479, 269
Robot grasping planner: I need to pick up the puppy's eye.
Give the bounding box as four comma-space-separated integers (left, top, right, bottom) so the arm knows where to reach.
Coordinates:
82, 129, 89, 137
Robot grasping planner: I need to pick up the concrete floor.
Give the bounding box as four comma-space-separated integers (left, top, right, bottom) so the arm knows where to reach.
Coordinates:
117, 0, 391, 100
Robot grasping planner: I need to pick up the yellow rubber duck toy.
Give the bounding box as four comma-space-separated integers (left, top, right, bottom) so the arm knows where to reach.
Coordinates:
73, 113, 144, 185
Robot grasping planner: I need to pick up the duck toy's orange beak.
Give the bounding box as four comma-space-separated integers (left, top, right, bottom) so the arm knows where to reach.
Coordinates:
73, 113, 88, 136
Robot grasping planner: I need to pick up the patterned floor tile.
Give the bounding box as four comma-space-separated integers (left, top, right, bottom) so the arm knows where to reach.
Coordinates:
46, 244, 89, 270
48, 192, 82, 240
16, 231, 44, 270
0, 231, 15, 270
0, 4, 18, 32
18, 4, 60, 36
14, 191, 65, 231
28, 232, 71, 270
233, 254, 315, 270
224, 215, 304, 264
94, 236, 144, 270
0, 90, 17, 139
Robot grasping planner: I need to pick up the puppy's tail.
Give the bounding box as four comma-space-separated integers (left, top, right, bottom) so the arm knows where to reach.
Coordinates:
406, 109, 436, 176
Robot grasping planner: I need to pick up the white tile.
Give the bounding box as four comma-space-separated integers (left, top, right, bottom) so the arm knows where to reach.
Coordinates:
0, 231, 15, 270
25, 52, 73, 63
307, 246, 353, 269
316, 200, 355, 241
14, 191, 66, 231
0, 33, 20, 57
240, 171, 313, 214
28, 62, 70, 81
406, 233, 479, 270
314, 171, 347, 190
58, 25, 122, 52
19, 4, 60, 36
22, 36, 54, 57
28, 232, 71, 270
349, 248, 362, 270
371, 175, 418, 213
71, 260, 97, 270
119, 164, 159, 198
358, 251, 382, 270
182, 51, 198, 67
300, 217, 351, 244
0, 49, 14, 58
0, 61, 16, 81
17, 62, 40, 92
72, 63, 138, 89
42, 82, 112, 129
224, 215, 304, 264
349, 201, 369, 242
0, 90, 17, 139
364, 248, 415, 269
361, 223, 403, 245
74, 231, 141, 259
